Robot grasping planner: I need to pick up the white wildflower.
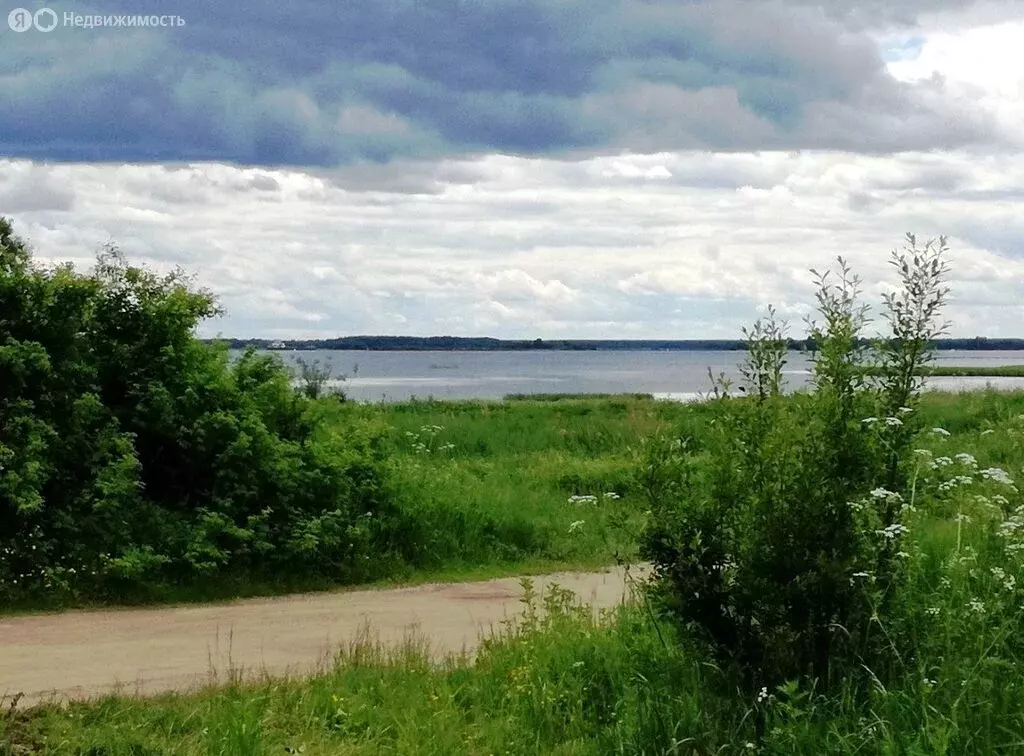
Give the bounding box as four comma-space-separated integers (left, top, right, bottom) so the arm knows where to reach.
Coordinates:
870, 487, 901, 501
876, 523, 908, 540
884, 416, 904, 427
968, 598, 986, 614
568, 520, 585, 534
932, 427, 952, 437
981, 468, 1015, 487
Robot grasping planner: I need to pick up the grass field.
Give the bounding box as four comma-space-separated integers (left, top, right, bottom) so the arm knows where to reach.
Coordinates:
318, 394, 698, 577
7, 388, 1024, 754
863, 364, 1024, 378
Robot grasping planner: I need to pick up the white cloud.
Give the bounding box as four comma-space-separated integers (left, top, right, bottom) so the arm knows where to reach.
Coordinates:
5, 144, 1021, 340
884, 20, 1024, 149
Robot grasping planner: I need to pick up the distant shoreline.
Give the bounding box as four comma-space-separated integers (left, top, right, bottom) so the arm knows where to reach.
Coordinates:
209, 337, 1024, 352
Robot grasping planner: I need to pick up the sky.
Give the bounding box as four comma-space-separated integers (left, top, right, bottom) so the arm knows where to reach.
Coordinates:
2, 0, 1022, 339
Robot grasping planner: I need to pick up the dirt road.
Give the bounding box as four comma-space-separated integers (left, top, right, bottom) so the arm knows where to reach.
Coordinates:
1, 567, 640, 706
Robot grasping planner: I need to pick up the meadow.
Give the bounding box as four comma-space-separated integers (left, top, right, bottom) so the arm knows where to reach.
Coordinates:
5, 388, 1024, 754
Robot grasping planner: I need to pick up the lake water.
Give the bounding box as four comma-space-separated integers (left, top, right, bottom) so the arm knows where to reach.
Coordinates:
254, 349, 1024, 403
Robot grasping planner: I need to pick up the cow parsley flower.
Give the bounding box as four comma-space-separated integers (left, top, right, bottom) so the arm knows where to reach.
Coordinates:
981, 467, 1015, 486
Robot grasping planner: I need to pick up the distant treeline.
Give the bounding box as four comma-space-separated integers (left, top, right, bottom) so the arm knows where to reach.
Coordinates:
209, 336, 1024, 352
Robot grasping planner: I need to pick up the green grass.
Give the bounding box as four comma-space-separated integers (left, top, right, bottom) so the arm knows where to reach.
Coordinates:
321, 395, 697, 576
861, 364, 1024, 377
9, 390, 1024, 754
503, 392, 656, 401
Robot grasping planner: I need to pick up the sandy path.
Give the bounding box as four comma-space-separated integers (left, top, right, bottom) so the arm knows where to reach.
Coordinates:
1, 566, 640, 706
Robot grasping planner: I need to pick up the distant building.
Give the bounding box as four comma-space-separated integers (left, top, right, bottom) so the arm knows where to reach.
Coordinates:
268, 340, 286, 350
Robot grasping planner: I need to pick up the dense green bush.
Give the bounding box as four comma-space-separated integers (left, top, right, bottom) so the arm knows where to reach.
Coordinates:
0, 218, 397, 603
642, 236, 951, 695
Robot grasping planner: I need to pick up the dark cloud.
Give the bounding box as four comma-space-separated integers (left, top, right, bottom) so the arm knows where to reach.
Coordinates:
0, 0, 1012, 166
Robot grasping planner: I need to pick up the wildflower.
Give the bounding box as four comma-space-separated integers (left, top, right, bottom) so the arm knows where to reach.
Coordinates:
925, 607, 941, 616
981, 429, 995, 436
897, 551, 910, 559
968, 598, 986, 614
993, 495, 1010, 507
884, 416, 904, 427
932, 427, 952, 437
954, 512, 972, 524
935, 456, 953, 467
870, 487, 901, 500
602, 492, 621, 500
861, 417, 879, 425
852, 571, 871, 579
567, 495, 598, 505
914, 449, 937, 469
876, 523, 908, 540
955, 453, 978, 467
981, 467, 1015, 486
568, 520, 585, 534
898, 407, 915, 415
756, 686, 770, 703
939, 475, 975, 492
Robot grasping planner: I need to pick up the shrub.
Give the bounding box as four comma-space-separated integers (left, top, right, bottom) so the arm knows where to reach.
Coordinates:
641, 236, 951, 695
0, 218, 395, 603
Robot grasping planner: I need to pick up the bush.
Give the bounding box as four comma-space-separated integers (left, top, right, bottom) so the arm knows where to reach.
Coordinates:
641, 236, 951, 695
0, 218, 397, 603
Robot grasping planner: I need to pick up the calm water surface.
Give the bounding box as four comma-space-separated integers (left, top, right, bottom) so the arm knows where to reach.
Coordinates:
248, 349, 1024, 403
